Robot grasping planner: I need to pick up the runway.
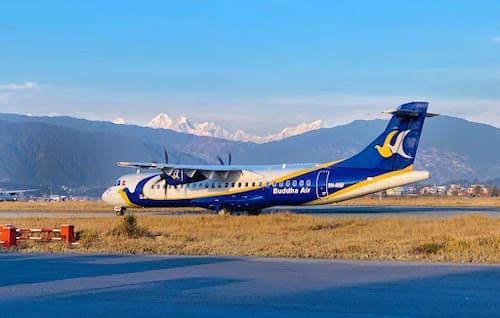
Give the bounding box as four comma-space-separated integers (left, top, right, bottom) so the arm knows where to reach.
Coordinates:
0, 254, 499, 317
1, 205, 499, 218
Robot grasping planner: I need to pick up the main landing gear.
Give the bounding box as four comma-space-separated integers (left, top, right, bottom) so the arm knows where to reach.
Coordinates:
216, 207, 262, 216
217, 207, 232, 216
114, 206, 126, 216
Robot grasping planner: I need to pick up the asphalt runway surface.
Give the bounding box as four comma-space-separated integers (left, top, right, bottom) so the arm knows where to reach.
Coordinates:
0, 254, 499, 317
1, 205, 499, 218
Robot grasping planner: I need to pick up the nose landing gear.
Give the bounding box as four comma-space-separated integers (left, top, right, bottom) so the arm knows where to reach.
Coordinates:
114, 206, 126, 216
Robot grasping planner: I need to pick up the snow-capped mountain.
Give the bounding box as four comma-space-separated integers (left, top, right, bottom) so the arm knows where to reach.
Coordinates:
147, 113, 328, 143
112, 118, 126, 125
148, 113, 173, 129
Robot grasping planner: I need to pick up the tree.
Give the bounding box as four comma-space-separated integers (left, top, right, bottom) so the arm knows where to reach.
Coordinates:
491, 186, 498, 197
473, 185, 482, 197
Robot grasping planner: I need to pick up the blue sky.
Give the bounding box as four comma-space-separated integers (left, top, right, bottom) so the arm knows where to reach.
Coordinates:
1, 0, 499, 134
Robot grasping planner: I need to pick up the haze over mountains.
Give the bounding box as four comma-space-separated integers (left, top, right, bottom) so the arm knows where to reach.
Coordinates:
0, 112, 498, 197
146, 113, 327, 143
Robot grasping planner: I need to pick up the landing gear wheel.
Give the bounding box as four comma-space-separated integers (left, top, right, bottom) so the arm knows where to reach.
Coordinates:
115, 207, 126, 216
217, 207, 231, 216
247, 209, 262, 216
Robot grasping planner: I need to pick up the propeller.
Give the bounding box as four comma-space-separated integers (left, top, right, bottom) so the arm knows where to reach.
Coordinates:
153, 148, 170, 197
163, 147, 169, 166
217, 153, 232, 166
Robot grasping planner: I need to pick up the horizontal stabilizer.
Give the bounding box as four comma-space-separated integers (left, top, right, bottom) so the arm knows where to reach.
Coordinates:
382, 109, 439, 117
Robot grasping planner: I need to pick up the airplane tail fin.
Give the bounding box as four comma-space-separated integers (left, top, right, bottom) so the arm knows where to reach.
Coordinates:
336, 101, 435, 171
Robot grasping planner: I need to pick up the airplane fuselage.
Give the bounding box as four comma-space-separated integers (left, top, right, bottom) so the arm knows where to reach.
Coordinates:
0, 192, 18, 201
102, 162, 429, 214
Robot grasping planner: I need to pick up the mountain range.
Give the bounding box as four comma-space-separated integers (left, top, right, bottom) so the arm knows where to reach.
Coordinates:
0, 112, 498, 197
146, 113, 327, 143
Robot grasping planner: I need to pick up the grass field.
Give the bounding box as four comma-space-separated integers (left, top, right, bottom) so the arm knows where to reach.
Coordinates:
1, 197, 498, 263
1, 213, 499, 263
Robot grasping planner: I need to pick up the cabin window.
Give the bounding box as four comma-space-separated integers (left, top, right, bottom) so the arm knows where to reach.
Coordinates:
231, 182, 235, 187
259, 181, 263, 187
156, 184, 161, 190
245, 182, 249, 187
306, 179, 312, 187
205, 183, 208, 188
225, 182, 229, 188
212, 183, 215, 188
252, 182, 256, 187
292, 180, 297, 187
151, 185, 155, 190
238, 182, 242, 188
285, 180, 291, 187
174, 185, 177, 189
299, 180, 305, 187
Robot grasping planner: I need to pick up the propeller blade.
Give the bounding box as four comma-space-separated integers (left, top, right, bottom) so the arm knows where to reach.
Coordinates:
163, 148, 169, 164
164, 178, 168, 197
217, 156, 224, 165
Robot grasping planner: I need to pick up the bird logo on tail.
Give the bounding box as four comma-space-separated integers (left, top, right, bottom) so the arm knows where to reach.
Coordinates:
375, 130, 413, 159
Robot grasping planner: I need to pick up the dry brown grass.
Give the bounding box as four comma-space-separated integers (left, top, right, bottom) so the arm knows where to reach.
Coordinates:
2, 213, 499, 263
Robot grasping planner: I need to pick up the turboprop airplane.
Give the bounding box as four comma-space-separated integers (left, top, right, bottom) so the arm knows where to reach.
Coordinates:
0, 189, 37, 201
102, 101, 436, 216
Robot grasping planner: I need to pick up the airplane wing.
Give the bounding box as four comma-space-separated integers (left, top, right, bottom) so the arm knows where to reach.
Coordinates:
116, 162, 262, 180
2, 189, 38, 195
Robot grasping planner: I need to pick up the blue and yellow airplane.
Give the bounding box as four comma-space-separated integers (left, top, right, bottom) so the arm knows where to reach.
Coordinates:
102, 102, 436, 215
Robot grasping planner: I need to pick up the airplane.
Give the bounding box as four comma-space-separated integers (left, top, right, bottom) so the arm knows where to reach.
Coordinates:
0, 189, 37, 202
102, 101, 436, 216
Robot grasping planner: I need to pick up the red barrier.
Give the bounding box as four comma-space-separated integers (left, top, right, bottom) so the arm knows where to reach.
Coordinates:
0, 225, 17, 247
60, 224, 75, 243
1, 224, 75, 247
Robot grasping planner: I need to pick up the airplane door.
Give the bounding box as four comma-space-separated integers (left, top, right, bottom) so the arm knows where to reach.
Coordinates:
316, 170, 330, 198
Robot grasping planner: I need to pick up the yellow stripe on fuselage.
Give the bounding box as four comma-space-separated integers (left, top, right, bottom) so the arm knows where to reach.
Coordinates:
141, 159, 345, 201
118, 188, 141, 207
306, 165, 414, 205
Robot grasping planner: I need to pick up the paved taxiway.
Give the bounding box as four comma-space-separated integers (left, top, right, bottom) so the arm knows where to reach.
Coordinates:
0, 254, 498, 317
1, 205, 499, 218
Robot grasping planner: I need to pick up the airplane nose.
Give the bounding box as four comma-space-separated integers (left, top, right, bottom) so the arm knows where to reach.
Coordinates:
101, 186, 126, 207
101, 188, 114, 204
101, 188, 109, 202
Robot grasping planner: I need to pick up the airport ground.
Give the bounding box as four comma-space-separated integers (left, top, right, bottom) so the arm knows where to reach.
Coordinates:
1, 254, 498, 317
1, 201, 499, 263
2, 198, 499, 316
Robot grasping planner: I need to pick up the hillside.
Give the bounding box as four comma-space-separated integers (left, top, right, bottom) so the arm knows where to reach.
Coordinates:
0, 113, 498, 196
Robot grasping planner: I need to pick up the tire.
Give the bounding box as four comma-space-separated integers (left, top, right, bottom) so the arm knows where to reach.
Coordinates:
217, 207, 231, 216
